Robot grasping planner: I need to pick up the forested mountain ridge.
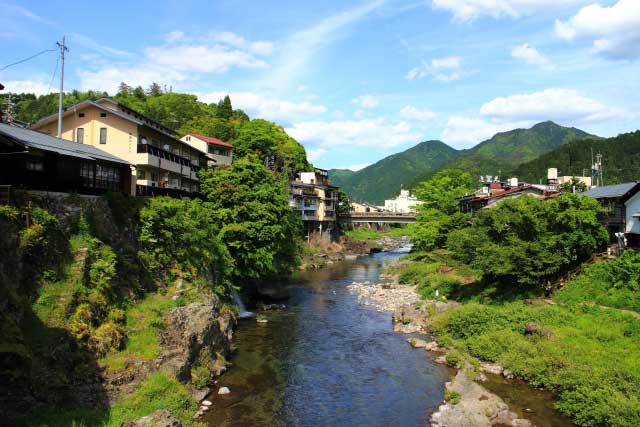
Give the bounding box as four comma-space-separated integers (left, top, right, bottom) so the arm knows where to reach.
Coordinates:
507, 130, 640, 184
406, 121, 595, 188
330, 140, 458, 204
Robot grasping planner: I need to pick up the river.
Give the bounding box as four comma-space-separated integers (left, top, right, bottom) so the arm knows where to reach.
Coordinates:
204, 251, 576, 427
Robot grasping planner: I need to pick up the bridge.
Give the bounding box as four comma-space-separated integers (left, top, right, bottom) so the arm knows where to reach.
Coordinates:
339, 212, 417, 224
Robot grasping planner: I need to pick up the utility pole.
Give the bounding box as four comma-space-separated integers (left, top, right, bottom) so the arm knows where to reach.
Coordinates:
56, 35, 68, 138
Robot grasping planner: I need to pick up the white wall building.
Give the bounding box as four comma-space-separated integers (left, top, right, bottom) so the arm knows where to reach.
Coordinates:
384, 189, 422, 213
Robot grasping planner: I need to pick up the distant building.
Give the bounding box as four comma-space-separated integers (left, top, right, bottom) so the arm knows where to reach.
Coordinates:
180, 132, 234, 167
547, 168, 592, 190
0, 123, 132, 196
583, 181, 640, 245
289, 168, 339, 240
351, 200, 381, 213
31, 98, 208, 197
384, 189, 421, 213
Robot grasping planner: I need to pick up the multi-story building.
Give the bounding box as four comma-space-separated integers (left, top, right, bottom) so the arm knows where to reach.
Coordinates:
289, 168, 339, 239
31, 98, 208, 197
384, 189, 421, 213
180, 132, 234, 167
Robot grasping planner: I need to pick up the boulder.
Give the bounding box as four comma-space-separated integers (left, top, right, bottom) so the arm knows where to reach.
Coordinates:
480, 362, 503, 376
424, 341, 439, 351
407, 338, 429, 349
218, 386, 230, 395
121, 410, 181, 427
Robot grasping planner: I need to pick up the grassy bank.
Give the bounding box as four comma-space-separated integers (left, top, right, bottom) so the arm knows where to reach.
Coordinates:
392, 251, 640, 427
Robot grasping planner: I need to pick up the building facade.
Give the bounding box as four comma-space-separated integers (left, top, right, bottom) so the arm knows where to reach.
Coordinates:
384, 189, 421, 213
180, 132, 234, 167
583, 182, 640, 245
289, 168, 339, 239
31, 98, 208, 197
0, 123, 132, 196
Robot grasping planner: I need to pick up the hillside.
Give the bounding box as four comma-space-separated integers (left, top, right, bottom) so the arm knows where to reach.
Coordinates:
508, 130, 640, 184
406, 121, 594, 188
330, 140, 458, 204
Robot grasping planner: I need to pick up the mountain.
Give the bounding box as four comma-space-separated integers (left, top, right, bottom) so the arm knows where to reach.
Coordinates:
405, 121, 594, 188
507, 130, 640, 184
330, 140, 458, 204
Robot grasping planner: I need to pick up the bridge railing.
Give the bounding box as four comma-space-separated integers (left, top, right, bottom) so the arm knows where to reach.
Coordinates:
342, 211, 417, 218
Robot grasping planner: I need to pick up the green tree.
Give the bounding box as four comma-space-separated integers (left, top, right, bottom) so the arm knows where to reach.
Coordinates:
559, 177, 588, 193
337, 190, 351, 216
146, 82, 163, 96
216, 95, 233, 119
410, 169, 475, 251
199, 156, 302, 287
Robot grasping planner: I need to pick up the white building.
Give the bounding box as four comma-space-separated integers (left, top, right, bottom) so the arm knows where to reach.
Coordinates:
180, 132, 234, 167
384, 189, 422, 213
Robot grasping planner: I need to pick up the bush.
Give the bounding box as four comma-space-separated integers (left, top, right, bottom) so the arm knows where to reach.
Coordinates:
444, 389, 461, 404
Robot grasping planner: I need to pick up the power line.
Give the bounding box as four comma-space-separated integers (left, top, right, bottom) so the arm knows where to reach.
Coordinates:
46, 53, 60, 94
0, 48, 56, 72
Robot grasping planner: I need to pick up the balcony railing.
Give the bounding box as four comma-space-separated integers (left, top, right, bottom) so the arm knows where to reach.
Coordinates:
136, 184, 202, 199
137, 144, 192, 167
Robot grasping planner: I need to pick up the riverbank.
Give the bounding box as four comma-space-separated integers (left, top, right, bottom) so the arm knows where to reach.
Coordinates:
366, 250, 640, 427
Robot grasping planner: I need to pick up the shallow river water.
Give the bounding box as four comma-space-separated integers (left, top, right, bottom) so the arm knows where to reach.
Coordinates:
204, 252, 575, 427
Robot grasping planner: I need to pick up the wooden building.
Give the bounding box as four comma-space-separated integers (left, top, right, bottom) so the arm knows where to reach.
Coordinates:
0, 123, 132, 196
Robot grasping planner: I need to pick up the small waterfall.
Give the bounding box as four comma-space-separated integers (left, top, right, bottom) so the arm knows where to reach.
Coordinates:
231, 288, 255, 318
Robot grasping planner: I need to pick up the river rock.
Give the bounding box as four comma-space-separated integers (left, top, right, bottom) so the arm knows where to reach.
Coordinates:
435, 355, 448, 364
189, 386, 210, 402
503, 370, 515, 380
122, 410, 182, 427
201, 400, 212, 406
480, 362, 503, 376
425, 341, 439, 351
218, 386, 230, 395
408, 338, 429, 349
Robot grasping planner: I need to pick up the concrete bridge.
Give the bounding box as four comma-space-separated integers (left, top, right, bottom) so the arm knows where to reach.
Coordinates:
339, 212, 417, 224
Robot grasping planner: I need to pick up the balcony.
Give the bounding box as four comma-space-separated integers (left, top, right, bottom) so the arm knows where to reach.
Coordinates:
136, 184, 202, 199
136, 144, 194, 175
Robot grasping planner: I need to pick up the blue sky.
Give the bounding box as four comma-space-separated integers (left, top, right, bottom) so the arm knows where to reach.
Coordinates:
1, 0, 638, 170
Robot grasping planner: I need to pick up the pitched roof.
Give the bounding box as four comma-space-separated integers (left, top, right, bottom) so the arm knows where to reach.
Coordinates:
583, 182, 640, 199
0, 123, 130, 165
183, 132, 234, 149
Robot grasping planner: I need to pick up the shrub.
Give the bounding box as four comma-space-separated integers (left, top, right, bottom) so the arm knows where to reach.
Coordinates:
444, 389, 461, 404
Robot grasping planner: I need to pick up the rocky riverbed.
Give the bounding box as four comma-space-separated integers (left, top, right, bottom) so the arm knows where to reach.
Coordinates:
348, 279, 537, 427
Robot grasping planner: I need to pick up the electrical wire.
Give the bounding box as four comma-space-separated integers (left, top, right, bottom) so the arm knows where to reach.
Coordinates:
46, 54, 60, 94
0, 48, 56, 72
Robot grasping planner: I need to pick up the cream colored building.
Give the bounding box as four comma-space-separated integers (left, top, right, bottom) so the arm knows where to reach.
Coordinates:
31, 98, 208, 196
289, 168, 339, 239
180, 132, 234, 166
384, 189, 421, 213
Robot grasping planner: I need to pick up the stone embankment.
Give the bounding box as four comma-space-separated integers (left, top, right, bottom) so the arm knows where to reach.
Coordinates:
349, 278, 534, 427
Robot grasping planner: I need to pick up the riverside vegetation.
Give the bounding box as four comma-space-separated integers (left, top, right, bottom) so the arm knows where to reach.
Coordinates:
389, 168, 640, 427
0, 92, 309, 426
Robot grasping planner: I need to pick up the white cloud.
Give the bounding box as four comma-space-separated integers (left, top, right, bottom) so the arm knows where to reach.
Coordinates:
307, 148, 328, 162
555, 0, 640, 60
351, 94, 379, 109
165, 31, 185, 43
199, 91, 327, 123
211, 31, 274, 56
400, 106, 438, 121
406, 56, 463, 82
78, 32, 274, 93
2, 79, 55, 96
511, 44, 554, 69
262, 0, 384, 91
146, 45, 269, 73
286, 118, 420, 149
480, 88, 626, 123
432, 0, 588, 22
441, 116, 534, 148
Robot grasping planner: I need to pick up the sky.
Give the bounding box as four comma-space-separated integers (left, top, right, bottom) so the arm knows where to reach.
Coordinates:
1, 0, 638, 171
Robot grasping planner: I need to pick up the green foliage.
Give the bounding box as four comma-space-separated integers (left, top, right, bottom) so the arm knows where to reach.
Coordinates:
137, 197, 232, 290
410, 169, 475, 251
559, 177, 588, 193
106, 372, 203, 427
216, 95, 233, 119
330, 140, 458, 204
444, 389, 461, 404
199, 156, 302, 286
447, 194, 607, 290
555, 250, 640, 312
432, 302, 640, 427
337, 189, 351, 216
509, 131, 640, 185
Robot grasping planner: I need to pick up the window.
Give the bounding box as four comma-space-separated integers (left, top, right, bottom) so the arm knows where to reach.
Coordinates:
78, 113, 85, 118
95, 164, 121, 190
99, 128, 107, 144
76, 128, 84, 144
80, 162, 95, 187
100, 112, 107, 118
26, 159, 44, 171
136, 169, 146, 179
